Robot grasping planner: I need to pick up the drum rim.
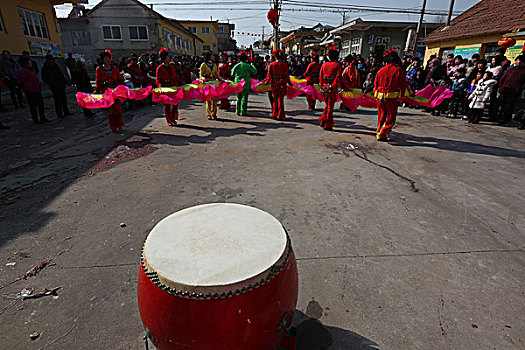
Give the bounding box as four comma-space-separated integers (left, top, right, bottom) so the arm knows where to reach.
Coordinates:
140, 230, 292, 300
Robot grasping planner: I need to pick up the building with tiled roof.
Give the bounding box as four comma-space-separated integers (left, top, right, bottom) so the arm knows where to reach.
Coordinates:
422, 0, 525, 63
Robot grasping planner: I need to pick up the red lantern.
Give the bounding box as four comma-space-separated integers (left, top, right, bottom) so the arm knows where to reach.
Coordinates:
267, 9, 278, 25
498, 37, 516, 49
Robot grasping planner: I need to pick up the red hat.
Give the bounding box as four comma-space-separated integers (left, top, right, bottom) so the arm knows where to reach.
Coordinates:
310, 52, 318, 58
221, 51, 229, 57
105, 49, 113, 57
383, 49, 395, 57
327, 46, 338, 55
272, 48, 283, 57
159, 48, 168, 56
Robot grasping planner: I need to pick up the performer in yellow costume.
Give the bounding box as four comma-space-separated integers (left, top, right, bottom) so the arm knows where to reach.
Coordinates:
200, 52, 219, 119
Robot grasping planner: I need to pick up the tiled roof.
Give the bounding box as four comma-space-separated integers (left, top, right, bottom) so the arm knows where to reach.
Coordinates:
423, 0, 525, 43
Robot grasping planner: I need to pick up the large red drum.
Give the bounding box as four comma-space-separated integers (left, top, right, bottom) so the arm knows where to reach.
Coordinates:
137, 203, 299, 349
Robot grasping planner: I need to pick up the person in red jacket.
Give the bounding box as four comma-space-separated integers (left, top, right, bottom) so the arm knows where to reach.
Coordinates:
341, 55, 361, 89
303, 52, 321, 110
96, 51, 124, 133
318, 46, 342, 130
266, 49, 289, 120
373, 50, 408, 141
218, 52, 232, 110
128, 54, 144, 88
156, 48, 179, 126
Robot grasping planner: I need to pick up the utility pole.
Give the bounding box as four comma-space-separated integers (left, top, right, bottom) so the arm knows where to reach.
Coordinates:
412, 0, 427, 55
262, 26, 265, 42
272, 0, 282, 50
342, 12, 346, 25
446, 0, 456, 26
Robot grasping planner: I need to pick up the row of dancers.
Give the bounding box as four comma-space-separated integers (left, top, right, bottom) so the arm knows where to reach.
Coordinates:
95, 46, 408, 141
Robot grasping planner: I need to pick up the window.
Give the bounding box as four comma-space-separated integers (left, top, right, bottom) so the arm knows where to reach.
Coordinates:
0, 10, 5, 34
102, 25, 121, 40
71, 31, 92, 46
129, 26, 148, 41
203, 45, 210, 51
18, 8, 49, 39
190, 41, 193, 50
483, 43, 500, 58
219, 26, 224, 32
188, 26, 196, 34
202, 27, 210, 34
351, 38, 361, 54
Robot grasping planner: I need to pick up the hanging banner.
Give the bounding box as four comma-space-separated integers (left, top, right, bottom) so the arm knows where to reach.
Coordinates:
28, 41, 63, 57
453, 46, 480, 60
506, 44, 524, 59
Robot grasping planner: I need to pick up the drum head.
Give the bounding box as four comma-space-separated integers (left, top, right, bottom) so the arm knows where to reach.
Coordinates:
144, 203, 287, 288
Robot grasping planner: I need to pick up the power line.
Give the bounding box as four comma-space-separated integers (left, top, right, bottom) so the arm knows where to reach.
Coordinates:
69, 2, 462, 17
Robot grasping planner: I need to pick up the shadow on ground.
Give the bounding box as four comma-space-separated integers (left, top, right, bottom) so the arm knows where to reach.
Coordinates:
389, 132, 525, 158
290, 310, 379, 350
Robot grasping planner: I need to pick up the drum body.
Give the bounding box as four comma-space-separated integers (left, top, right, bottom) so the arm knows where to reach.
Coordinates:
137, 203, 299, 350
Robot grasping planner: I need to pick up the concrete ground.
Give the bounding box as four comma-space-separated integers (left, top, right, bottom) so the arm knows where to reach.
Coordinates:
0, 91, 524, 349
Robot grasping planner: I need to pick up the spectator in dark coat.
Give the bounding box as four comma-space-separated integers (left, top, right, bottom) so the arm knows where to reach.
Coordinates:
74, 60, 94, 117
424, 58, 442, 86
17, 56, 47, 124
0, 50, 25, 108
41, 54, 72, 118
496, 55, 525, 125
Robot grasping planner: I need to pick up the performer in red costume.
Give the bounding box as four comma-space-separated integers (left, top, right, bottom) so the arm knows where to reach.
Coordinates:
156, 48, 179, 126
341, 55, 361, 90
128, 54, 144, 88
303, 52, 321, 110
218, 52, 232, 110
318, 45, 342, 130
266, 49, 289, 120
96, 51, 124, 133
373, 49, 408, 141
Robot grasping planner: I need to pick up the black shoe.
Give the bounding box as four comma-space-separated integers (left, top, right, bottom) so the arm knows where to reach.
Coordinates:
0, 122, 9, 129
517, 124, 525, 130
41, 118, 51, 123
0, 107, 7, 113
64, 111, 73, 116
57, 114, 64, 119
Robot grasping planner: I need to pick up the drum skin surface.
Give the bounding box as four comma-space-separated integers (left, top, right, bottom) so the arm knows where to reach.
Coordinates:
137, 249, 298, 349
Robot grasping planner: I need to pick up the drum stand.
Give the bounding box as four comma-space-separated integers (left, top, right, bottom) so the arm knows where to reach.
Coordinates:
279, 327, 297, 349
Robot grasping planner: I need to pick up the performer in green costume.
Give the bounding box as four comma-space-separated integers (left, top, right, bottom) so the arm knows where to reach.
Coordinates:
231, 52, 257, 116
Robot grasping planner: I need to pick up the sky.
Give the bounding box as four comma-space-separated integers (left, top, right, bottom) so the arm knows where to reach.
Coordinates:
54, 0, 480, 47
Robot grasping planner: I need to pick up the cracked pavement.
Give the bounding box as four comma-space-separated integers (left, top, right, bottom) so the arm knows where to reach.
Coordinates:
0, 92, 524, 349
